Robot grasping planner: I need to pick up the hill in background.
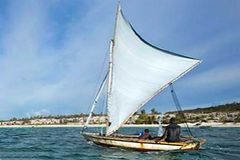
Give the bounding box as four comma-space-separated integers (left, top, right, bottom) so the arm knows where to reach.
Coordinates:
0, 102, 239, 125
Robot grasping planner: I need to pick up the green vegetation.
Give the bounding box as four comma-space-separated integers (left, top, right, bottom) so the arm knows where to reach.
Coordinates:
164, 102, 240, 123
1, 102, 239, 124
151, 108, 158, 114
234, 113, 240, 123
175, 113, 186, 124
135, 109, 158, 124
1, 113, 88, 122
172, 102, 240, 114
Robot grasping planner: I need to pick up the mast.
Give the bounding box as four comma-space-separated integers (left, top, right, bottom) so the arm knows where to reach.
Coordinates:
157, 113, 163, 136
106, 2, 121, 135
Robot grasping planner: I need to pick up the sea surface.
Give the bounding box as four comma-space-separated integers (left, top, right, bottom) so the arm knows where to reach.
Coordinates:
0, 127, 239, 160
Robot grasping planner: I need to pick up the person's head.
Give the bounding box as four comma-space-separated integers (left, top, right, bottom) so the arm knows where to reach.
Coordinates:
144, 129, 149, 133
169, 117, 176, 124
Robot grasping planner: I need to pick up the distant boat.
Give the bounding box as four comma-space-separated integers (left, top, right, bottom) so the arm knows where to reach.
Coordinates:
82, 3, 205, 151
194, 122, 212, 129
199, 125, 212, 129
194, 123, 201, 126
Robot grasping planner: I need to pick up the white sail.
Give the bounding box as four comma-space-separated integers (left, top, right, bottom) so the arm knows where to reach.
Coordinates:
106, 6, 201, 135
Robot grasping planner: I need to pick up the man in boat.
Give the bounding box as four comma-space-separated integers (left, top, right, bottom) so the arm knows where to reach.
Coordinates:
139, 129, 152, 140
156, 117, 181, 142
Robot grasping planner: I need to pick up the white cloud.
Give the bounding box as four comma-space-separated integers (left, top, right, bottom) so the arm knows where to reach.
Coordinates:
184, 63, 240, 90
0, 1, 113, 119
0, 1, 239, 119
182, 30, 240, 57
26, 108, 50, 118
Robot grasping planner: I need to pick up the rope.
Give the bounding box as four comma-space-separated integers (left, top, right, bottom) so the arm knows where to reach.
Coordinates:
82, 47, 108, 133
169, 83, 193, 137
100, 90, 106, 135
100, 85, 107, 135
83, 72, 108, 132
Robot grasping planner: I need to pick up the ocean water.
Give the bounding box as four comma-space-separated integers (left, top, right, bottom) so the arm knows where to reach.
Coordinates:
0, 127, 239, 160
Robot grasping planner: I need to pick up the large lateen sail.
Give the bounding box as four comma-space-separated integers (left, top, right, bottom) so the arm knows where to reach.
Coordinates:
106, 6, 201, 135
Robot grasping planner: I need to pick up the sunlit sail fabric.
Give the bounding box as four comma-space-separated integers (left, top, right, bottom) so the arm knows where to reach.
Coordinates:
106, 7, 201, 135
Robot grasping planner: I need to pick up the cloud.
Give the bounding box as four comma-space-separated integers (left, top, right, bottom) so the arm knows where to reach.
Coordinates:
26, 108, 50, 118
0, 0, 239, 119
0, 1, 114, 119
184, 63, 240, 90
181, 30, 240, 57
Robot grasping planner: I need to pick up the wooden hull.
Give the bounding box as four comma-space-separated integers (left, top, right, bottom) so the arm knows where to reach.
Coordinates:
82, 132, 202, 151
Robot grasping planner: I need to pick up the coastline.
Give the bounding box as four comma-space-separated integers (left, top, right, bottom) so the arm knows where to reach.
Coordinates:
0, 122, 239, 128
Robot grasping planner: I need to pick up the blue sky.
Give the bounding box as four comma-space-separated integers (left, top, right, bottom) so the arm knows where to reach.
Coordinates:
0, 0, 239, 119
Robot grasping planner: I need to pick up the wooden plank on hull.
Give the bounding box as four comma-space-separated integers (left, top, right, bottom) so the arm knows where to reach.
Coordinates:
82, 132, 200, 151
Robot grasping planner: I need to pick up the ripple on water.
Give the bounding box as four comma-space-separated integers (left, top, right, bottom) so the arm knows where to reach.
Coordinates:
0, 127, 239, 160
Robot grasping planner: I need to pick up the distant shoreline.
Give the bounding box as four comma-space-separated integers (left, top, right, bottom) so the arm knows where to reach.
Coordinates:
0, 122, 240, 128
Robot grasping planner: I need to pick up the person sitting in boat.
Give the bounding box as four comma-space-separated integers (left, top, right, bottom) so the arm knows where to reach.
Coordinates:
139, 129, 152, 140
156, 117, 181, 142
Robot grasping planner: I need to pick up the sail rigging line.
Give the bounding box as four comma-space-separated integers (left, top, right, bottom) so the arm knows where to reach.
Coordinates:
100, 84, 107, 135
158, 113, 163, 136
169, 84, 193, 137
83, 44, 108, 130
106, 40, 114, 134
83, 71, 109, 131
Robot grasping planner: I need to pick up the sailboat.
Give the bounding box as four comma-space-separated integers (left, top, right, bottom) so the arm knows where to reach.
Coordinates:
82, 3, 205, 151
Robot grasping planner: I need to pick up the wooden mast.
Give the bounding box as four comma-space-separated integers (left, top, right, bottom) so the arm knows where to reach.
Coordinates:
106, 2, 120, 135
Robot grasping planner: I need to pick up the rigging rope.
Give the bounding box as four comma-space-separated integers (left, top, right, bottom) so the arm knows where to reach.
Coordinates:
83, 72, 108, 131
82, 48, 108, 132
85, 47, 108, 115
100, 83, 107, 135
169, 83, 193, 137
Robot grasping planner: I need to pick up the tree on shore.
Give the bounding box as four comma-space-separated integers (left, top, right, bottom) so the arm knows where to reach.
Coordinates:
135, 108, 157, 124
140, 109, 146, 114
151, 108, 158, 114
